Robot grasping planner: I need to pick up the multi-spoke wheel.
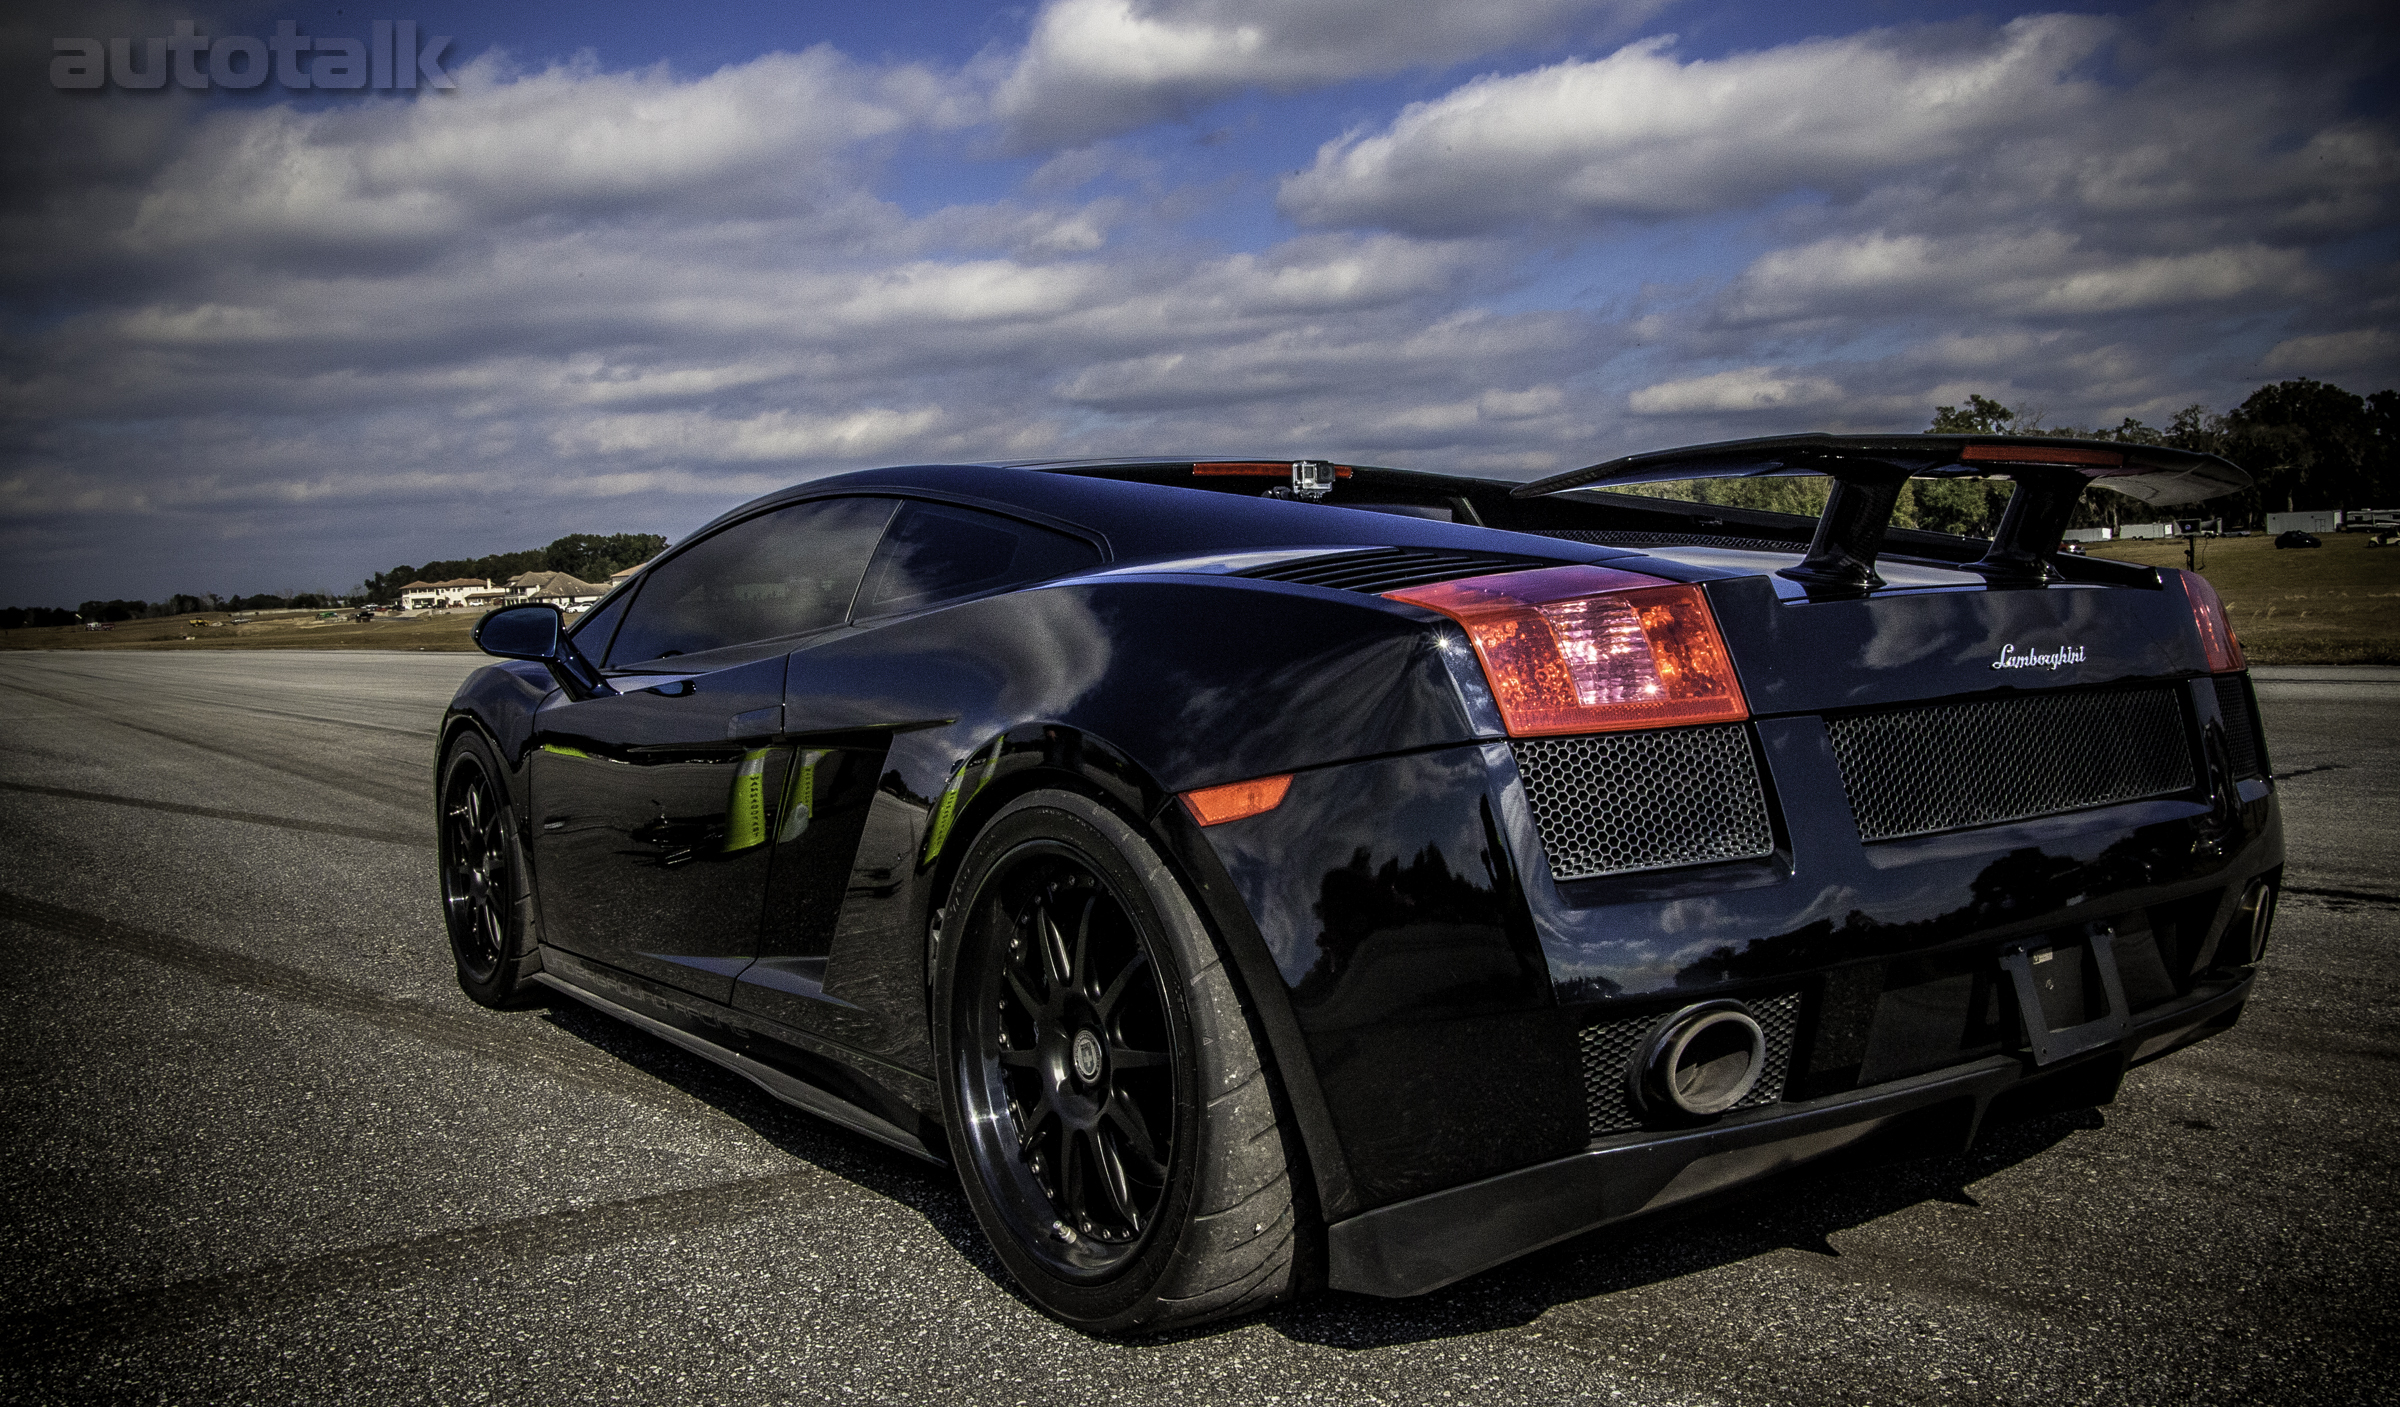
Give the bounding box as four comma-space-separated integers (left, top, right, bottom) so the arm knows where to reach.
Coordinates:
438, 733, 541, 1008
935, 790, 1314, 1333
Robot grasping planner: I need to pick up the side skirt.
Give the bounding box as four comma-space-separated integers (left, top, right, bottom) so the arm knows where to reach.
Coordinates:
531, 967, 946, 1165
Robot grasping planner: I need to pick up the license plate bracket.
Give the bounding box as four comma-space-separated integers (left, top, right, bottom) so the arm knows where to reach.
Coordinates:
1999, 925, 2132, 1066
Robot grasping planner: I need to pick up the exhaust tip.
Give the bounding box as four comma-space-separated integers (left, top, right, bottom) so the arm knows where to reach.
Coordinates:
2235, 880, 2277, 964
1631, 1001, 1767, 1118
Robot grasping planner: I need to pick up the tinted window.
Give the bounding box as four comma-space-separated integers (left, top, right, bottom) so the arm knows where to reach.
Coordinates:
607, 497, 897, 666
853, 501, 1100, 620
566, 580, 634, 661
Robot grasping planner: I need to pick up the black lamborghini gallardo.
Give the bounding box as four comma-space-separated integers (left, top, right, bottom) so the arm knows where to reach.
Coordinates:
438, 435, 2281, 1332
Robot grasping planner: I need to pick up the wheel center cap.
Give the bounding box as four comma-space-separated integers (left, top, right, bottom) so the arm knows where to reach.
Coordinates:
1071, 1029, 1104, 1084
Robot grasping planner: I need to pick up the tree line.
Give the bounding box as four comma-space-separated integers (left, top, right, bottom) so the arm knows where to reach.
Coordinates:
3, 531, 668, 629
1632, 376, 2397, 535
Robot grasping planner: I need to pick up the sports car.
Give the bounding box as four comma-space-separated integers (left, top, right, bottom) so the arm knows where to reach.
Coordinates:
438, 435, 2281, 1333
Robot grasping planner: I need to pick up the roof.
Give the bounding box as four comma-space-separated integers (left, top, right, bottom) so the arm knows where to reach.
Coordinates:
508, 570, 607, 595
403, 578, 489, 590
663, 462, 1533, 570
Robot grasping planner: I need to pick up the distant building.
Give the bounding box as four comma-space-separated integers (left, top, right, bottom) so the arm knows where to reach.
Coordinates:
398, 578, 489, 610
505, 570, 609, 607
607, 560, 651, 585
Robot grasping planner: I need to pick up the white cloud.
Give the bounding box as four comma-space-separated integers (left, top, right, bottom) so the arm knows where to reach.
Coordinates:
994, 0, 1666, 149
551, 408, 948, 461
108, 48, 965, 259
1628, 367, 1843, 416
1279, 16, 2114, 233
2260, 328, 2400, 376
1721, 231, 2321, 324
1280, 7, 2399, 251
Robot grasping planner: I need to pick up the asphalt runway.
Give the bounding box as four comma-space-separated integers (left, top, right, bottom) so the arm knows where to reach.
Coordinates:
1, 651, 2393, 1405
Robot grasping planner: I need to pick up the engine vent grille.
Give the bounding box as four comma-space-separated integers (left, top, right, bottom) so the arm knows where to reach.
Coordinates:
2213, 674, 2267, 780
1512, 724, 1775, 881
1522, 527, 1805, 552
1827, 685, 2196, 842
1240, 547, 1556, 595
1580, 991, 1801, 1137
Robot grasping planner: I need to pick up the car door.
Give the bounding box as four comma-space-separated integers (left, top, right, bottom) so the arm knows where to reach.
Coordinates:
733, 498, 1104, 1038
526, 496, 897, 1002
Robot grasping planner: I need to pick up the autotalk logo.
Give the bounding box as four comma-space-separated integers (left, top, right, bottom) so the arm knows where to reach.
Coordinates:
50, 20, 454, 91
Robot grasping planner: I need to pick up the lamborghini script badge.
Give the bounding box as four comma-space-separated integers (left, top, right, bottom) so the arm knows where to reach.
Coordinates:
1992, 643, 2087, 671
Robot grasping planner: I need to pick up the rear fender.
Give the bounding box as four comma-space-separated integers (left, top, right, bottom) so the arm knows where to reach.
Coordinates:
912, 719, 1362, 1222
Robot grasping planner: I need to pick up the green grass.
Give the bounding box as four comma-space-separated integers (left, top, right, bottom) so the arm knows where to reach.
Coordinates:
2086, 533, 2400, 664
0, 611, 482, 652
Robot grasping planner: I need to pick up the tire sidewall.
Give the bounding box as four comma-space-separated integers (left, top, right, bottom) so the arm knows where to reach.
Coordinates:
933, 789, 1209, 1330
438, 729, 537, 1007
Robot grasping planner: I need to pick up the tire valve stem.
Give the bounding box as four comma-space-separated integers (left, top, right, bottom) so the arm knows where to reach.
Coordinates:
1052, 1220, 1077, 1243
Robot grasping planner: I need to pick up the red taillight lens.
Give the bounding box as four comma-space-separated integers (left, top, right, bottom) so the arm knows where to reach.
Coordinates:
1387, 565, 1748, 736
2174, 569, 2245, 673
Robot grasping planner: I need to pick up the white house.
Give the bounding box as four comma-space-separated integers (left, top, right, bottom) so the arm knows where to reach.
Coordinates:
398, 578, 490, 610
506, 570, 609, 607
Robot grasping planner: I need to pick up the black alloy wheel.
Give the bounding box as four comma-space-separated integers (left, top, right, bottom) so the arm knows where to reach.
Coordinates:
936, 790, 1313, 1334
959, 847, 1178, 1274
438, 735, 540, 1007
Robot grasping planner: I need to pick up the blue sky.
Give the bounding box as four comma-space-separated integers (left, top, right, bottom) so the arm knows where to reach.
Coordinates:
3, 0, 2394, 603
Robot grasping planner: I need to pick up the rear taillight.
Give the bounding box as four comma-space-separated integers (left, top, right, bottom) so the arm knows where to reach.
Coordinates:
1386, 565, 1748, 736
2173, 569, 2245, 673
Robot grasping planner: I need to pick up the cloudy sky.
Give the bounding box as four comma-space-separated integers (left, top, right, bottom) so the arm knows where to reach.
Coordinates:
4, 0, 2394, 605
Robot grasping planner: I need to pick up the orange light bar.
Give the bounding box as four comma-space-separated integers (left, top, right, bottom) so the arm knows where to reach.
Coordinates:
1958, 444, 2125, 467
1387, 565, 1748, 736
1182, 773, 1294, 826
1191, 462, 1353, 478
2173, 568, 2246, 673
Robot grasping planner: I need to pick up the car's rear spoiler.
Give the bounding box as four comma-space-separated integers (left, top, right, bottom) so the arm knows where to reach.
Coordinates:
1511, 434, 2250, 593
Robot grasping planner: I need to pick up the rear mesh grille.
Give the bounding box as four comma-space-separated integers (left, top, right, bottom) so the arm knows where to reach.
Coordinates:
1241, 547, 1555, 594
1827, 685, 2195, 842
1512, 724, 1774, 881
2213, 675, 2266, 780
1580, 991, 1801, 1136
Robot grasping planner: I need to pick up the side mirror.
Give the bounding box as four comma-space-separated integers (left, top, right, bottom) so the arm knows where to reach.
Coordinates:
473, 604, 613, 699
474, 603, 560, 659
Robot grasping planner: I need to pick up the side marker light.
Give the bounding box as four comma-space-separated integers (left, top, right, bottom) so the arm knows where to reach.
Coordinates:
1183, 774, 1293, 826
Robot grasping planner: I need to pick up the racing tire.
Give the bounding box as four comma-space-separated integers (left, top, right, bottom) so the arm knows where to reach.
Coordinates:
934, 789, 1314, 1333
437, 731, 544, 1009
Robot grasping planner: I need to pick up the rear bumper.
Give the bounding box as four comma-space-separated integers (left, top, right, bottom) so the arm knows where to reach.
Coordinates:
1324, 972, 2251, 1298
